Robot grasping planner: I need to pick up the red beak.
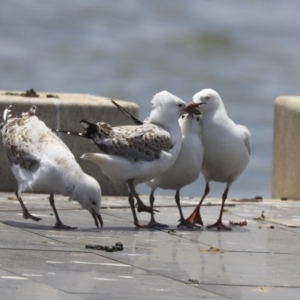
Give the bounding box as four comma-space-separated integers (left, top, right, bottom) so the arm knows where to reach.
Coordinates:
185, 102, 202, 112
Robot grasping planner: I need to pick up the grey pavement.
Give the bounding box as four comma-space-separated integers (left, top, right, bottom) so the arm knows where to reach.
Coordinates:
0, 193, 299, 299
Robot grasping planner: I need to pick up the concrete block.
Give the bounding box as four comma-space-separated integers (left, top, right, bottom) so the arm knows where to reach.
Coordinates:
0, 90, 139, 195
272, 96, 300, 199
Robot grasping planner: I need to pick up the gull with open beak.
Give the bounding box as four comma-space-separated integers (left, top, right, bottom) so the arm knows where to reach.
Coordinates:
146, 110, 204, 227
185, 89, 251, 230
111, 99, 204, 228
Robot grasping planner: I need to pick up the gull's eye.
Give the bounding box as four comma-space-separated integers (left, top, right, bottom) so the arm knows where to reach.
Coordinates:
92, 201, 97, 205
178, 104, 183, 107
205, 96, 210, 101
181, 115, 185, 118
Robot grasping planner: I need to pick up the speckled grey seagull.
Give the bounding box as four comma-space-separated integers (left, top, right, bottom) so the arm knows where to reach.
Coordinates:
56, 91, 187, 227
185, 89, 251, 230
112, 99, 204, 228
1, 105, 102, 229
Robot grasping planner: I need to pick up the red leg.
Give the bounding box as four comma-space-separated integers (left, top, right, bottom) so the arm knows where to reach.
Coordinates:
207, 185, 232, 230
186, 183, 210, 226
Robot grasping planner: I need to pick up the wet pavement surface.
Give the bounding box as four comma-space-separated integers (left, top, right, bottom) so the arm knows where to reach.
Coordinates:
0, 193, 299, 299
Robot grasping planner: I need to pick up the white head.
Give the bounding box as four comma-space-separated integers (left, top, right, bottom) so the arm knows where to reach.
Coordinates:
179, 112, 202, 136
186, 89, 225, 115
149, 91, 187, 126
72, 174, 103, 228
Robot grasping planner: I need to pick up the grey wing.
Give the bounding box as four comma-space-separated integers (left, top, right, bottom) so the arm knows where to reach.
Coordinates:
6, 145, 40, 172
2, 118, 41, 172
97, 124, 173, 162
244, 136, 251, 155
237, 125, 251, 155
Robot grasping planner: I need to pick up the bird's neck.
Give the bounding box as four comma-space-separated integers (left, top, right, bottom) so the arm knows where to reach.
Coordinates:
200, 107, 230, 134
149, 108, 178, 131
149, 111, 182, 145
202, 104, 229, 122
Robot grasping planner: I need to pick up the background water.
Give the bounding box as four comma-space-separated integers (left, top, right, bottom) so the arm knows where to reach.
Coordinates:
1, 0, 300, 198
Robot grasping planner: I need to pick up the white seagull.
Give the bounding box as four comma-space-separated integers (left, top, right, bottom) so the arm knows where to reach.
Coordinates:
56, 91, 187, 227
112, 99, 204, 228
1, 105, 103, 229
185, 89, 251, 230
147, 111, 204, 227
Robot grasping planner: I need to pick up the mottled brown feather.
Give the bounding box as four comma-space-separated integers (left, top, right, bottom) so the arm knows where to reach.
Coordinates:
88, 122, 173, 162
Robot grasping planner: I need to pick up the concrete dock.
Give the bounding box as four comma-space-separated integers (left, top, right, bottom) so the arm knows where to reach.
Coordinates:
0, 193, 299, 299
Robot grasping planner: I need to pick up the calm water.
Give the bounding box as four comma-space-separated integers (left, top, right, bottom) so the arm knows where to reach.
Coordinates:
1, 1, 300, 198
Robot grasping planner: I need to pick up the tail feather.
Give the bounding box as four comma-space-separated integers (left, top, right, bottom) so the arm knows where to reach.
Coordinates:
52, 119, 99, 139
3, 105, 13, 122
1, 105, 15, 129
52, 128, 89, 138
111, 99, 143, 126
79, 119, 100, 138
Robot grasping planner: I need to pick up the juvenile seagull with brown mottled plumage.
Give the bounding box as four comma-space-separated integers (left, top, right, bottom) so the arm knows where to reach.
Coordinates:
56, 91, 187, 227
1, 105, 103, 229
111, 99, 204, 228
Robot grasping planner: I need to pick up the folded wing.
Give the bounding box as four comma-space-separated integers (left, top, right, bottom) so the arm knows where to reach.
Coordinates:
82, 120, 173, 162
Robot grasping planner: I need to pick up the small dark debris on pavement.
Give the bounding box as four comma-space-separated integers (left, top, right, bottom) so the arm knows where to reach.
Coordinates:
233, 197, 263, 202
3, 89, 59, 99
46, 94, 59, 98
21, 88, 39, 97
4, 88, 39, 97
204, 202, 235, 207
86, 242, 123, 252
4, 92, 20, 96
229, 220, 247, 226
167, 229, 176, 234
188, 279, 199, 284
206, 246, 224, 253
269, 225, 275, 229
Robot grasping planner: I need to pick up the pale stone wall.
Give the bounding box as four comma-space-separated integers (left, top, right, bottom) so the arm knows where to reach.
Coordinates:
0, 91, 139, 195
272, 96, 300, 199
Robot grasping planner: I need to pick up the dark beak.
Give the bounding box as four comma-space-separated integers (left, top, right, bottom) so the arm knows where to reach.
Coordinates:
91, 208, 103, 228
185, 102, 205, 112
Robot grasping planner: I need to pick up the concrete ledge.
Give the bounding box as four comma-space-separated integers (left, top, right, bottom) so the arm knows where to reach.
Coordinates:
0, 90, 139, 195
272, 96, 300, 199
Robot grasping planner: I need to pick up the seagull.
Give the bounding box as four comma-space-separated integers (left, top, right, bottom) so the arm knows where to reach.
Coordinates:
1, 105, 103, 229
55, 91, 187, 227
185, 89, 251, 230
111, 99, 204, 228
147, 111, 204, 228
